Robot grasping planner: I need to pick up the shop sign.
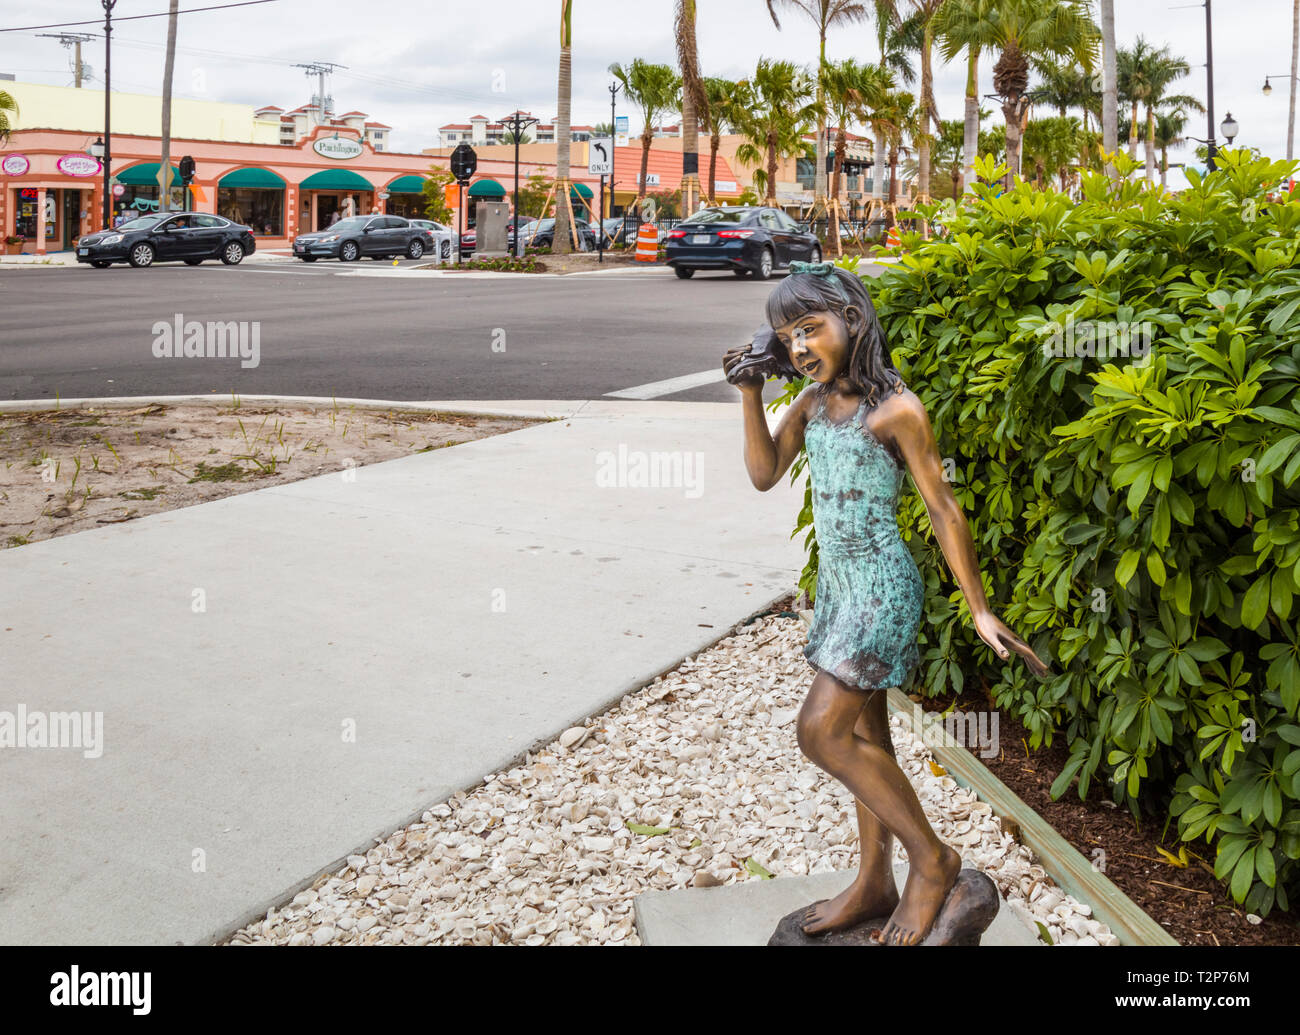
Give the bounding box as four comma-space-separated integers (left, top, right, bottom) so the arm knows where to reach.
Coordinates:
57, 154, 102, 177
112, 184, 126, 197
312, 135, 363, 161
1, 153, 30, 176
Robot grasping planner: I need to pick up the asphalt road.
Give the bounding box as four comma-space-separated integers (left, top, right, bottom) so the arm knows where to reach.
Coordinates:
0, 261, 821, 404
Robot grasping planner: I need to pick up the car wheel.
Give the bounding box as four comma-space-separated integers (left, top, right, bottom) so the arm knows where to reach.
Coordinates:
221, 242, 244, 265
674, 266, 696, 279
809, 246, 822, 264
753, 248, 774, 280
440, 241, 451, 259
300, 256, 317, 263
340, 241, 360, 262
184, 258, 203, 266
406, 238, 425, 260
90, 260, 111, 269
128, 242, 155, 268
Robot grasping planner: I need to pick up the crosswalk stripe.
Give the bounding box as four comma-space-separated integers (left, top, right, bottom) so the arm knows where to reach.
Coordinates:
604, 368, 726, 400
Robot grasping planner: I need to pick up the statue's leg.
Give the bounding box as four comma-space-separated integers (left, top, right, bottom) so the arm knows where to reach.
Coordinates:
799, 687, 900, 935
796, 669, 961, 946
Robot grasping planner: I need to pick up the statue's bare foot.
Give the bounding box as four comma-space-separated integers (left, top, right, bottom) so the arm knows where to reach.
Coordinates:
800, 875, 900, 936
874, 844, 962, 946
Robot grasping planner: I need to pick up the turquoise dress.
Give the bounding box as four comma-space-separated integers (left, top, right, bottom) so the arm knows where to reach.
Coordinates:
803, 391, 924, 692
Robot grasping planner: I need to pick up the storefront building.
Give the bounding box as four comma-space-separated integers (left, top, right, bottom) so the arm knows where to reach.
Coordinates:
1, 123, 618, 254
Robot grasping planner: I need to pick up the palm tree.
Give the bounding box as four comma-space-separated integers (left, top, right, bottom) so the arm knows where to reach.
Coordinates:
1022, 114, 1080, 189
1138, 47, 1201, 183
555, 0, 575, 254
877, 1, 946, 200
703, 76, 742, 202
934, 0, 1098, 189
732, 59, 821, 204
935, 0, 994, 196
868, 4, 922, 208
1030, 60, 1098, 129
1152, 109, 1187, 188
765, 1, 871, 217
675, 1, 710, 216
609, 60, 682, 204
933, 117, 967, 198
876, 89, 918, 225
0, 90, 15, 143
822, 58, 894, 251
1116, 37, 1156, 163
1100, 0, 1117, 176
159, 0, 180, 211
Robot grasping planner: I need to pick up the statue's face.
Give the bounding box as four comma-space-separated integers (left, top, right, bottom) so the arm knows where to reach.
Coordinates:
773, 308, 851, 384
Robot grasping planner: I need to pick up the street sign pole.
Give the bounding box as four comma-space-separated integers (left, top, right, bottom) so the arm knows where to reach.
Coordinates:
598, 174, 605, 264
457, 181, 464, 266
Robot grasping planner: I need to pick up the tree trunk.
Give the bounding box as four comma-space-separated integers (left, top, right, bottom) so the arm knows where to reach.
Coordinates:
1101, 0, 1118, 177
639, 130, 653, 201
766, 135, 779, 205
1003, 99, 1025, 190
830, 128, 845, 257
708, 131, 719, 203
159, 0, 179, 212
1144, 107, 1156, 181
886, 145, 899, 229
554, 0, 574, 253
1128, 99, 1138, 159
813, 33, 827, 212
963, 49, 979, 194
1160, 146, 1168, 187
1290, 0, 1299, 162
918, 20, 933, 200
873, 128, 885, 206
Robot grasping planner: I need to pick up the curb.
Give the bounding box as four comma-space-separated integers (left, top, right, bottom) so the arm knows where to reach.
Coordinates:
796, 614, 1177, 946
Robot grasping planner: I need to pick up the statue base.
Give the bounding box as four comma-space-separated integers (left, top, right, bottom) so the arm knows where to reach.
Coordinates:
768, 868, 1000, 946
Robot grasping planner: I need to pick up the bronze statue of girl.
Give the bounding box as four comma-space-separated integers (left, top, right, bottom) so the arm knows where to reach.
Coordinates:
723, 261, 1049, 945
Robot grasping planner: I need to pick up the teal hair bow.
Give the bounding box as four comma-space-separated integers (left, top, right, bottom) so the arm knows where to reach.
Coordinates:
787, 259, 848, 299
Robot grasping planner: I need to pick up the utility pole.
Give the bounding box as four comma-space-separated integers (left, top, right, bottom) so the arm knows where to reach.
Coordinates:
1205, 0, 1218, 171
101, 0, 116, 230
159, 0, 179, 213
292, 62, 346, 127
39, 32, 96, 88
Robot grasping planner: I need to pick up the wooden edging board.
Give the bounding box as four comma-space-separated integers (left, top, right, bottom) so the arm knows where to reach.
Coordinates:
795, 610, 1178, 946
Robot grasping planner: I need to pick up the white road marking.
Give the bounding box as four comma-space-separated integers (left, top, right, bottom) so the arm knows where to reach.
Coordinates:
604, 368, 726, 400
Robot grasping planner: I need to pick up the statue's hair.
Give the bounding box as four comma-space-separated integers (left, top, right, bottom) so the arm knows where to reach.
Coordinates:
764, 268, 905, 407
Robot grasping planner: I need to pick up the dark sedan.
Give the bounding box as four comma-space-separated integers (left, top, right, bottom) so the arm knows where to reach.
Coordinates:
293, 215, 432, 262
665, 206, 821, 280
76, 212, 256, 268
520, 217, 597, 251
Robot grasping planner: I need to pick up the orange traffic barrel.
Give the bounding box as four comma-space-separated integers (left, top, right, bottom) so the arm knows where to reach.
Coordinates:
885, 224, 901, 248
635, 223, 658, 262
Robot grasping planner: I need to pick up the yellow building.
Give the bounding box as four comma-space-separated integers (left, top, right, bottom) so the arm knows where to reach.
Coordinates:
1, 80, 282, 144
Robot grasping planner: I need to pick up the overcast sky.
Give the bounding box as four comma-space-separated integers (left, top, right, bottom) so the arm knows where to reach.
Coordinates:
2, 0, 1296, 169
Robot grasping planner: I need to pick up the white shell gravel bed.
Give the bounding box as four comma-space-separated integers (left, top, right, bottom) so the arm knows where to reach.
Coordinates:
225, 612, 1118, 946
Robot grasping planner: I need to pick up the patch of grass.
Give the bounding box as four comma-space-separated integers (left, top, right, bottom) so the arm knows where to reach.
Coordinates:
6, 534, 31, 547
119, 485, 166, 501
414, 440, 463, 453
188, 461, 250, 484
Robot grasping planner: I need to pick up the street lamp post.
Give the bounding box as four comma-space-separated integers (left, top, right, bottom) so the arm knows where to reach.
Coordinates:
1262, 74, 1299, 160
499, 110, 538, 257
101, 0, 116, 229
608, 79, 620, 233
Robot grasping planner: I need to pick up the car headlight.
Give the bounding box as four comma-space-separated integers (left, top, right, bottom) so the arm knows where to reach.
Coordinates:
99, 234, 123, 245
320, 234, 340, 243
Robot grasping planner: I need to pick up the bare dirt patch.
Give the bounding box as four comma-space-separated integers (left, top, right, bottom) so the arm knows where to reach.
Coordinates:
0, 401, 541, 549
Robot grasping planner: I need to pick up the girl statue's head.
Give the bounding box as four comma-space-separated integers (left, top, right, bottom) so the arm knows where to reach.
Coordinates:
764, 261, 905, 406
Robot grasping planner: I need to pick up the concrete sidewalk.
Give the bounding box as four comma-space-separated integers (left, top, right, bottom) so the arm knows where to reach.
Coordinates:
0, 397, 806, 944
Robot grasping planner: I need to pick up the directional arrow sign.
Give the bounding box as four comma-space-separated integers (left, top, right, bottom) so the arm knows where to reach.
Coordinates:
588, 137, 613, 176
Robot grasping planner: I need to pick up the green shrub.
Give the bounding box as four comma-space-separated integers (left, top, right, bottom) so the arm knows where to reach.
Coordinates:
771, 149, 1300, 915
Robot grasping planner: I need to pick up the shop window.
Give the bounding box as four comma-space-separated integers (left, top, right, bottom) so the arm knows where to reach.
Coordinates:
218, 187, 283, 235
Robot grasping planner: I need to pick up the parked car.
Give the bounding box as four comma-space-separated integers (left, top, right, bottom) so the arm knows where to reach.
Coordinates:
520, 217, 597, 251
408, 218, 457, 261
293, 214, 431, 262
76, 212, 256, 268
600, 216, 628, 246
665, 206, 820, 280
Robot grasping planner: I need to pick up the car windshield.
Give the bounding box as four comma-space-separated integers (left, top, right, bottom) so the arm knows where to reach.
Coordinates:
682, 208, 749, 226
327, 217, 370, 232
118, 215, 164, 231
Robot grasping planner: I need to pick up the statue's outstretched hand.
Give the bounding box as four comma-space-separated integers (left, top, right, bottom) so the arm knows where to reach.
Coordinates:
722, 344, 768, 388
973, 611, 1051, 679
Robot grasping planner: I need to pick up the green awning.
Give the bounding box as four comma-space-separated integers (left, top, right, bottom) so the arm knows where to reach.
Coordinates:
467, 178, 505, 198
569, 182, 594, 200
300, 169, 374, 191
219, 167, 285, 189
385, 174, 426, 194
116, 162, 181, 186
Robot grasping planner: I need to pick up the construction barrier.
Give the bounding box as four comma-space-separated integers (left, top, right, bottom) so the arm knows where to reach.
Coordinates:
885, 225, 901, 248
635, 223, 658, 263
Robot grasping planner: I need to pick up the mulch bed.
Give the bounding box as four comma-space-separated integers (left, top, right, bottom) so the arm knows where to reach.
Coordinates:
919, 681, 1300, 946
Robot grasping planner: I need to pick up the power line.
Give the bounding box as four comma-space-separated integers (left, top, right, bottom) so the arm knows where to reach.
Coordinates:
0, 0, 282, 34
